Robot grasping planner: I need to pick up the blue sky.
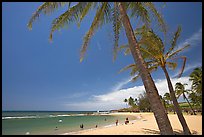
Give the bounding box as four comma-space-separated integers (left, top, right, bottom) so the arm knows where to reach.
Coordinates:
2, 2, 202, 111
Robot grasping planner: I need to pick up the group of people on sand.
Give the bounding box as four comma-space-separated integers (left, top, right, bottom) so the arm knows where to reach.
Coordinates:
79, 117, 130, 130
115, 117, 129, 126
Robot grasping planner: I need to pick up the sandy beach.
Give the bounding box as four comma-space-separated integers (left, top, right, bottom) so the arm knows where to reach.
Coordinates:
62, 112, 202, 135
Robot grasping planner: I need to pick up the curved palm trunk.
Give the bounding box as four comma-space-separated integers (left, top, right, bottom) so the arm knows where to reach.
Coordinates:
118, 3, 173, 135
183, 93, 196, 115
161, 66, 191, 135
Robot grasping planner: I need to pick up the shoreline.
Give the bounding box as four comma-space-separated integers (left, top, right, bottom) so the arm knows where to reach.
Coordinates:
59, 112, 142, 135
60, 112, 202, 135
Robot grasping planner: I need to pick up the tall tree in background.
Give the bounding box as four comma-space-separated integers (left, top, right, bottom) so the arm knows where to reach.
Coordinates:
138, 92, 151, 112
163, 93, 171, 105
27, 2, 173, 134
163, 93, 175, 114
160, 95, 167, 113
128, 96, 136, 107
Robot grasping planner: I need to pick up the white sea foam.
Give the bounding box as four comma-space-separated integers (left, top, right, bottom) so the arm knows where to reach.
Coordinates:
2, 114, 73, 120
2, 116, 38, 119
56, 114, 71, 117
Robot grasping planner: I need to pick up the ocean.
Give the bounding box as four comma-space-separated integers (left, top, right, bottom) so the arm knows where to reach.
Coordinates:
2, 111, 137, 135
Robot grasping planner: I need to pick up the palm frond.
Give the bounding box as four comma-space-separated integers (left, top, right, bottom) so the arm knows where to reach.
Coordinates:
134, 25, 165, 55
80, 2, 109, 62
166, 26, 182, 56
27, 2, 69, 30
124, 48, 131, 55
128, 2, 150, 28
131, 75, 140, 82
166, 61, 177, 70
79, 3, 94, 23
149, 65, 158, 73
103, 3, 112, 24
172, 56, 186, 78
177, 56, 186, 78
49, 3, 88, 41
143, 2, 167, 34
166, 44, 190, 59
118, 44, 129, 51
139, 45, 160, 59
130, 65, 139, 76
119, 64, 136, 73
142, 60, 159, 72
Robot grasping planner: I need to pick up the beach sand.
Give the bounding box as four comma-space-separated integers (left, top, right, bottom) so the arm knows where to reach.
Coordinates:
62, 112, 202, 135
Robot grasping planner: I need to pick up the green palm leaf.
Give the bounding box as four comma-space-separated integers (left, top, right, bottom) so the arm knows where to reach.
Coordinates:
119, 64, 136, 73
143, 2, 167, 34
27, 2, 69, 30
166, 44, 190, 60
128, 2, 150, 28
166, 61, 177, 70
79, 3, 94, 24
49, 3, 88, 41
80, 2, 110, 62
166, 26, 182, 56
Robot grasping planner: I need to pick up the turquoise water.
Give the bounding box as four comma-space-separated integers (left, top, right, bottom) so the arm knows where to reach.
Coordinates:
2, 111, 137, 135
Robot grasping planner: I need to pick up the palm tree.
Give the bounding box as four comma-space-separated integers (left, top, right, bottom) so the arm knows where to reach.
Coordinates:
128, 96, 136, 107
175, 82, 196, 115
119, 25, 191, 134
27, 2, 173, 134
124, 98, 128, 108
163, 93, 175, 114
189, 67, 202, 108
163, 93, 171, 105
160, 95, 167, 113
189, 67, 202, 94
134, 98, 138, 106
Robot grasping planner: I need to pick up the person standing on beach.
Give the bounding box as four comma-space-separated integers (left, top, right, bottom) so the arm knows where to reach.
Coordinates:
116, 119, 118, 126
80, 124, 84, 129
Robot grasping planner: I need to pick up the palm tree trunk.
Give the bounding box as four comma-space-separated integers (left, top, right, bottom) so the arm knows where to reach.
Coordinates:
118, 3, 173, 135
183, 93, 196, 115
161, 66, 191, 135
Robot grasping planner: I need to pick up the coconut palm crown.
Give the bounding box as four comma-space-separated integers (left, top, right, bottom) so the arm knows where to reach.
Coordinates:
119, 25, 189, 81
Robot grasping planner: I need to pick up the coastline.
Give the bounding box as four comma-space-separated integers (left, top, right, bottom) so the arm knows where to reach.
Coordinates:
60, 112, 202, 135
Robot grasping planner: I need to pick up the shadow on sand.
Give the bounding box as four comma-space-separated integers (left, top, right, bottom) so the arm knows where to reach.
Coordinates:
142, 128, 199, 135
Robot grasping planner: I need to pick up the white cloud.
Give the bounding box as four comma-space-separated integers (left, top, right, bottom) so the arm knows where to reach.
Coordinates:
111, 76, 133, 91
64, 76, 192, 111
